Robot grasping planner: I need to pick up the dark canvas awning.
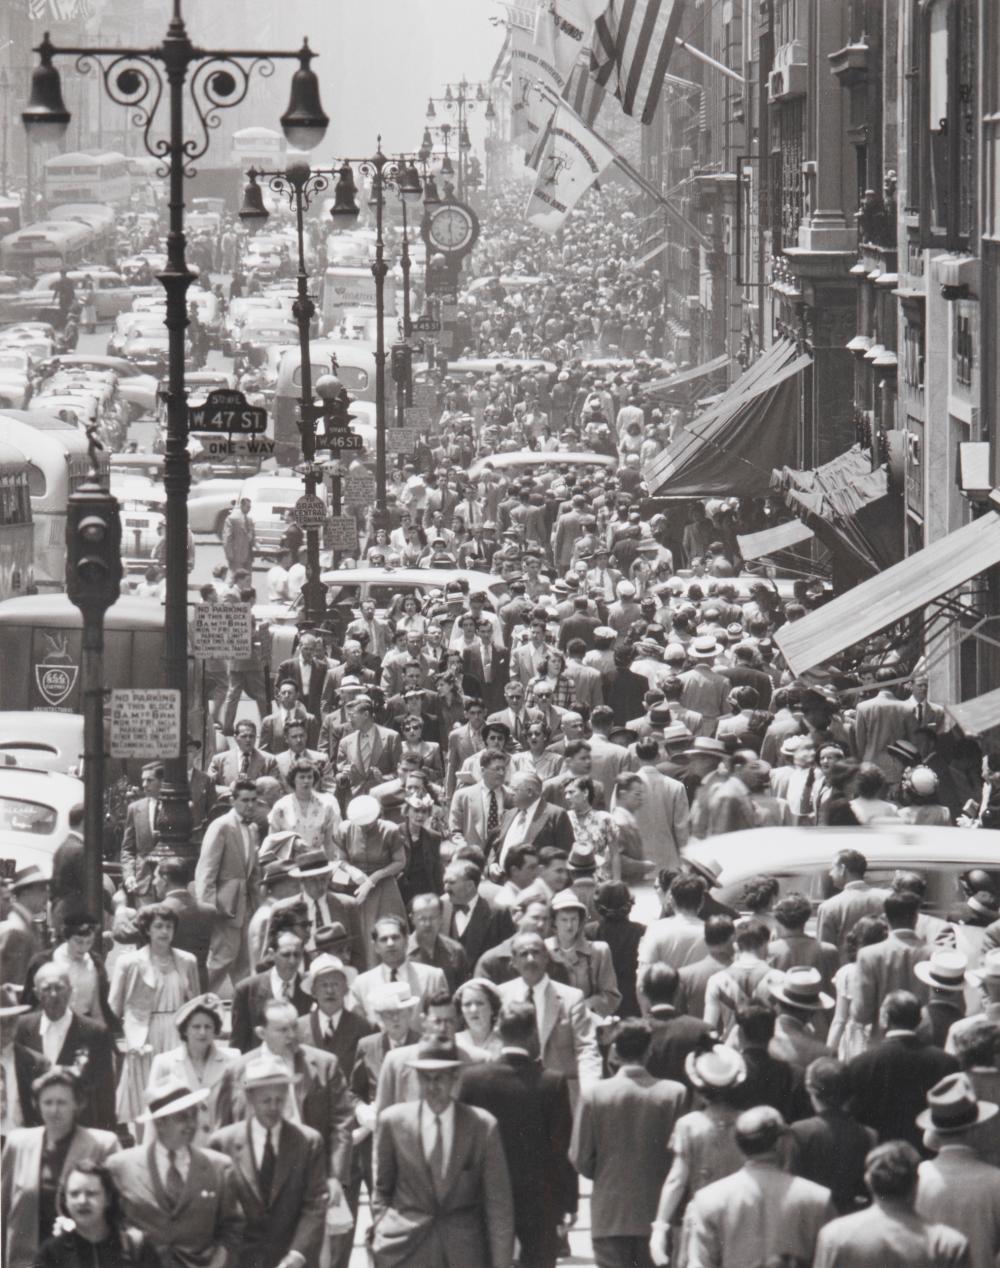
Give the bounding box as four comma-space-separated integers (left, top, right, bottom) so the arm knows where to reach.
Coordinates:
644, 339, 811, 497
774, 511, 1000, 676
645, 352, 731, 396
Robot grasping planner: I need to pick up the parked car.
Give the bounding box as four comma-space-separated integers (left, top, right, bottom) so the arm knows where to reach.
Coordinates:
0, 761, 85, 872
38, 354, 158, 419
0, 712, 84, 775
316, 565, 508, 617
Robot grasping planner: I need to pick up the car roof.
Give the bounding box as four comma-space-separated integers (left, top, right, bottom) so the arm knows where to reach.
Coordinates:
319, 566, 505, 591
0, 712, 84, 772
686, 825, 1000, 884
0, 763, 84, 800
469, 450, 617, 478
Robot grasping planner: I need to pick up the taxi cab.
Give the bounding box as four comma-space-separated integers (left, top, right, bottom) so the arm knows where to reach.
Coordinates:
111, 473, 165, 567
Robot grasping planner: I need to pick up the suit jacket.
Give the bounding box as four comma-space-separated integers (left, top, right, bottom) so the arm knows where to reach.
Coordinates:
335, 725, 402, 795
0, 904, 43, 990
216, 1042, 354, 1182
587, 734, 634, 804
510, 642, 550, 688
2, 1125, 119, 1268
346, 616, 393, 659
813, 1200, 969, 1268
447, 783, 515, 853
848, 1032, 959, 1147
161, 889, 217, 991
474, 936, 571, 989
373, 1037, 485, 1119
260, 706, 316, 756
788, 1111, 877, 1215
853, 690, 918, 781
571, 1066, 687, 1238
209, 747, 278, 787
497, 977, 601, 1088
272, 746, 332, 793
815, 880, 890, 956
917, 1145, 1000, 1268
14, 1009, 116, 1131
229, 970, 311, 1053
194, 810, 260, 930
440, 895, 513, 968
558, 614, 601, 651
644, 1005, 715, 1084
120, 797, 159, 896
460, 1052, 574, 1261
407, 932, 470, 994
189, 767, 217, 836
676, 953, 732, 1021
485, 706, 543, 750
275, 654, 330, 719
682, 1159, 835, 1268
563, 660, 604, 709
107, 1142, 244, 1268
445, 723, 487, 798
207, 1119, 327, 1268
852, 929, 931, 1033
349, 961, 449, 1025
371, 1100, 515, 1268
496, 797, 574, 863
350, 1028, 422, 1108
297, 1004, 375, 1074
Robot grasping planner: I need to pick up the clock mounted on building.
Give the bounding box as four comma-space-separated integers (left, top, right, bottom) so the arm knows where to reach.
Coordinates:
422, 200, 480, 258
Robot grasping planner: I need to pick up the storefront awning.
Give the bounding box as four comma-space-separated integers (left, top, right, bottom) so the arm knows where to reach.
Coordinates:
737, 519, 815, 560
645, 339, 811, 498
645, 352, 731, 396
774, 511, 1000, 676
945, 688, 1000, 736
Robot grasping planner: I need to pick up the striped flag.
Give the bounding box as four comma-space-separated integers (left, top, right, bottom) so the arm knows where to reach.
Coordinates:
591, 0, 688, 125
525, 99, 616, 231
563, 55, 605, 127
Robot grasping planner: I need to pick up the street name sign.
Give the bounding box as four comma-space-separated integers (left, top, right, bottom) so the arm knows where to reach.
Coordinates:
110, 689, 182, 759
324, 429, 364, 451
414, 315, 441, 333
188, 388, 267, 435
192, 601, 253, 658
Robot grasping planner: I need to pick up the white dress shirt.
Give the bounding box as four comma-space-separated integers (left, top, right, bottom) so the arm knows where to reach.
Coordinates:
453, 895, 480, 938
40, 1009, 73, 1065
419, 1100, 455, 1174
250, 1116, 283, 1168
298, 657, 313, 696
154, 1140, 191, 1182
315, 1007, 342, 1041
269, 968, 298, 1002
499, 798, 541, 867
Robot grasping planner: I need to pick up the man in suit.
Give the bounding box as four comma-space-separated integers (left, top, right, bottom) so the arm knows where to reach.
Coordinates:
510, 616, 553, 688
297, 953, 374, 1073
462, 1001, 575, 1268
813, 1139, 969, 1268
681, 1105, 835, 1267
487, 680, 544, 750
853, 669, 918, 783
210, 1053, 327, 1268
848, 991, 959, 1147
108, 1078, 245, 1268
14, 963, 116, 1130
347, 598, 393, 661
903, 675, 946, 756
0, 865, 49, 990
852, 890, 930, 1034
562, 638, 605, 709
445, 697, 488, 797
194, 778, 261, 992
816, 847, 890, 955
187, 739, 217, 841
586, 706, 635, 804
230, 930, 311, 1052
370, 1041, 515, 1268
349, 915, 449, 1024
209, 720, 278, 787
407, 894, 470, 993
275, 631, 330, 722
448, 752, 513, 854
498, 932, 601, 1096
120, 762, 163, 904
259, 679, 316, 756
769, 967, 835, 1073
558, 600, 602, 653
271, 718, 332, 793
153, 856, 216, 992
322, 643, 376, 709
335, 696, 402, 796
496, 772, 574, 873
572, 1019, 688, 1268
639, 962, 715, 1084
441, 859, 514, 967
676, 914, 736, 1020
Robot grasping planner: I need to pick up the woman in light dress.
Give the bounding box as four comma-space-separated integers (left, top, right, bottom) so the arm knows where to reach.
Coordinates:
564, 777, 619, 881
510, 722, 563, 782
827, 914, 889, 1061
268, 758, 342, 856
333, 795, 407, 967
107, 904, 199, 1132
454, 978, 503, 1060
148, 994, 240, 1146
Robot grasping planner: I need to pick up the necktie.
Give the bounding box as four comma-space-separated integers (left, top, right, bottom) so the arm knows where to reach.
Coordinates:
165, 1150, 184, 1206
240, 752, 250, 775
487, 790, 499, 835
916, 703, 925, 727
428, 1113, 445, 1186
282, 979, 292, 1000
799, 767, 816, 818
259, 1130, 276, 1202
390, 967, 399, 982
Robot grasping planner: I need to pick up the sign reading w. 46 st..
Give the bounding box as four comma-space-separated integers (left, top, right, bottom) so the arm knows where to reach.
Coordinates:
188, 388, 267, 435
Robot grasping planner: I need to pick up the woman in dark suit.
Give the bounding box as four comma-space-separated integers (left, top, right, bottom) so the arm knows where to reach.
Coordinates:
397, 794, 444, 908
33, 1160, 160, 1268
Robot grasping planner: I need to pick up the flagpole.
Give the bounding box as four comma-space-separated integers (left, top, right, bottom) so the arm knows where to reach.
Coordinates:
675, 37, 745, 85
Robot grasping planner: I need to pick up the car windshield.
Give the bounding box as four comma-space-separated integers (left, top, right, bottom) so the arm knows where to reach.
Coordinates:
0, 795, 58, 834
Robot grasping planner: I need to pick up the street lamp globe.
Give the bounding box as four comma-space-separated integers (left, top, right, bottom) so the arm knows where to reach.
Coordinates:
315, 374, 344, 402
238, 171, 270, 231
330, 162, 360, 222
22, 36, 71, 141
280, 40, 329, 150
398, 160, 423, 204
422, 175, 442, 206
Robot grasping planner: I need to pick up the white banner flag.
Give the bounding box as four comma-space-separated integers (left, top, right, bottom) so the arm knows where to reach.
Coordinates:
509, 24, 566, 150
525, 100, 616, 232
534, 0, 607, 79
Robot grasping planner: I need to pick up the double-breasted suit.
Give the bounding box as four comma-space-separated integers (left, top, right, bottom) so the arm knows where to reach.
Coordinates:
14, 1009, 117, 1131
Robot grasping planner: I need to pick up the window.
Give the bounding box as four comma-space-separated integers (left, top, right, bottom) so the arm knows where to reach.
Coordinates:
903, 321, 925, 391
923, 0, 979, 245
956, 312, 974, 386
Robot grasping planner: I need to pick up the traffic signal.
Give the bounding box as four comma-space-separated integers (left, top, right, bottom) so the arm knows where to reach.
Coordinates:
391, 341, 412, 385
66, 482, 123, 612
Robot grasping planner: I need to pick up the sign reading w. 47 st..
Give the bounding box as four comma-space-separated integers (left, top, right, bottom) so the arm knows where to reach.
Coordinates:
188, 388, 267, 435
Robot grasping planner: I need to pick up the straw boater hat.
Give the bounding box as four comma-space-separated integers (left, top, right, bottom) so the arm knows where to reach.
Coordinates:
243, 1052, 300, 1091
688, 635, 722, 661
289, 850, 334, 880
681, 737, 726, 761
303, 954, 353, 995
370, 981, 419, 1013
685, 1045, 746, 1090
139, 1077, 211, 1123
916, 1072, 999, 1134
770, 966, 835, 1012
407, 1042, 462, 1071
913, 949, 970, 993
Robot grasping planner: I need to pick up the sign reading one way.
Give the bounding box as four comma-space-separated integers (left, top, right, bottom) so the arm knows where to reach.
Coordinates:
110, 688, 182, 759
192, 602, 252, 659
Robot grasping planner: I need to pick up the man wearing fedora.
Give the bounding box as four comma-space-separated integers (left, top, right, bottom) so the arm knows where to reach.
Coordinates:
768, 968, 835, 1073
209, 1053, 328, 1268
349, 915, 449, 1025
286, 851, 358, 955
680, 1105, 835, 1268
915, 949, 970, 1047
297, 952, 373, 1074
677, 636, 729, 736
915, 1072, 1000, 1268
370, 1041, 515, 1268
108, 1078, 244, 1268
813, 1140, 969, 1267
0, 864, 50, 990
195, 777, 262, 993
230, 930, 311, 1053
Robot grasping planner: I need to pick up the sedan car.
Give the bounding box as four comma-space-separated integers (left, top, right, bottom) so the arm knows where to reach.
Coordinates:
0, 712, 84, 776
111, 473, 165, 566
37, 355, 158, 419
188, 475, 243, 535
316, 565, 508, 617
239, 473, 323, 552
0, 762, 85, 872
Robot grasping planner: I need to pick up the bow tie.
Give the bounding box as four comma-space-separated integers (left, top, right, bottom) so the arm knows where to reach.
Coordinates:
453, 903, 470, 915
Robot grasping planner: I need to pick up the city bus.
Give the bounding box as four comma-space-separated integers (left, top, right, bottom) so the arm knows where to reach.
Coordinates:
0, 440, 35, 602
0, 220, 93, 275
0, 411, 108, 590
42, 151, 131, 207
272, 341, 376, 465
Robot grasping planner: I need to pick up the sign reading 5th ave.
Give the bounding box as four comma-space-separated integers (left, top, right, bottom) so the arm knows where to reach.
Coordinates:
188, 388, 267, 435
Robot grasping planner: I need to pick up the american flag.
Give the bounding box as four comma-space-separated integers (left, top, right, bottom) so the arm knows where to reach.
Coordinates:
563, 56, 605, 127
591, 0, 688, 125
28, 0, 95, 21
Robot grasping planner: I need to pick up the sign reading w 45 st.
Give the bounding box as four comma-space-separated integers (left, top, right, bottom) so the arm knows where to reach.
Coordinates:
188, 388, 267, 435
